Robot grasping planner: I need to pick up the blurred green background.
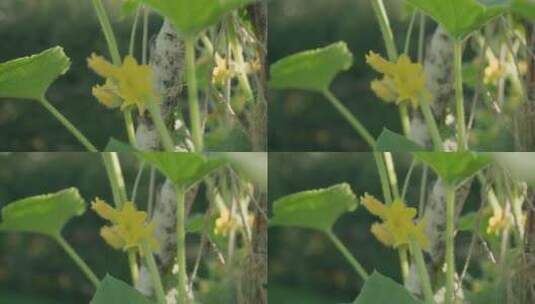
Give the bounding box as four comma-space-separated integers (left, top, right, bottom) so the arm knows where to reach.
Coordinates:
0, 1, 160, 151
268, 153, 483, 303
0, 153, 150, 303
268, 0, 410, 151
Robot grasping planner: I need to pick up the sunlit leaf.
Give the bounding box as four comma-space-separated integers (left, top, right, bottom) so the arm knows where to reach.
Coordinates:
91, 275, 151, 304
0, 47, 71, 101
413, 152, 492, 186
376, 128, 424, 152
353, 272, 423, 304
269, 42, 354, 93
406, 0, 506, 40
270, 183, 358, 232
138, 0, 255, 36
136, 152, 226, 188
0, 188, 86, 237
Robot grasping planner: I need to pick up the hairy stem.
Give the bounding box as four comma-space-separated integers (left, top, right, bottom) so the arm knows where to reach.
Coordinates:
323, 90, 376, 149
185, 36, 203, 152
176, 187, 188, 304
128, 250, 140, 285
374, 152, 393, 204
445, 185, 456, 304
327, 231, 369, 281
39, 98, 97, 152
142, 242, 167, 304
409, 237, 435, 304
124, 109, 138, 147
146, 97, 175, 152
419, 95, 443, 151
91, 0, 121, 64
56, 235, 100, 287
453, 42, 467, 151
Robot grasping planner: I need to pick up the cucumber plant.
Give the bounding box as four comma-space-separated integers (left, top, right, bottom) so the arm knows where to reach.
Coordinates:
271, 152, 535, 303
0, 152, 267, 303
0, 0, 267, 152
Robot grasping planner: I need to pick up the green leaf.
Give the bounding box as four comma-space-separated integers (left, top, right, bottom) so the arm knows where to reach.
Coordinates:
269, 42, 354, 93
136, 152, 226, 188
493, 152, 535, 186
413, 152, 492, 186
91, 275, 151, 304
353, 272, 423, 304
270, 183, 358, 232
511, 0, 535, 19
104, 138, 138, 152
138, 0, 255, 36
406, 0, 506, 40
186, 213, 206, 234
376, 128, 425, 152
0, 188, 86, 237
0, 47, 71, 101
121, 0, 140, 18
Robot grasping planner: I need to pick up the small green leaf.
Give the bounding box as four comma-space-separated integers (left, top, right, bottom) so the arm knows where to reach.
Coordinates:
138, 0, 255, 36
353, 272, 423, 304
406, 0, 506, 40
413, 152, 492, 186
186, 213, 206, 234
376, 128, 425, 152
270, 183, 358, 232
0, 47, 71, 101
269, 42, 354, 93
136, 152, 226, 188
91, 275, 151, 304
0, 188, 86, 237
104, 138, 138, 152
121, 0, 140, 18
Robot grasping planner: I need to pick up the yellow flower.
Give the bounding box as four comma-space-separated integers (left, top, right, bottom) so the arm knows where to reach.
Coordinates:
212, 53, 232, 86
366, 51, 430, 108
487, 207, 509, 235
361, 194, 430, 251
92, 79, 122, 109
213, 207, 255, 237
484, 59, 505, 85
91, 199, 159, 252
87, 54, 158, 113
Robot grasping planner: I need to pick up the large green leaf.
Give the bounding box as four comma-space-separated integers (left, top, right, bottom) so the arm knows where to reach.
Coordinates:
376, 128, 425, 152
138, 0, 254, 36
511, 0, 535, 22
353, 272, 423, 304
270, 183, 358, 232
136, 152, 226, 188
494, 152, 535, 186
0, 47, 71, 101
413, 152, 492, 186
406, 0, 506, 40
269, 42, 354, 93
91, 275, 151, 304
0, 188, 86, 237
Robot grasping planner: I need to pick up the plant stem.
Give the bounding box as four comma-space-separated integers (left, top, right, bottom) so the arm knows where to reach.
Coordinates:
56, 235, 100, 287
176, 187, 188, 304
409, 236, 435, 304
398, 247, 410, 284
370, 0, 398, 60
142, 242, 166, 304
453, 41, 467, 151
184, 36, 203, 152
142, 7, 149, 65
399, 105, 411, 136
128, 7, 141, 56
91, 0, 121, 65
373, 152, 393, 204
419, 95, 443, 151
383, 152, 400, 200
39, 98, 98, 151
445, 186, 456, 304
124, 109, 137, 147
101, 152, 128, 207
146, 97, 175, 151
323, 90, 376, 149
326, 231, 369, 281
128, 250, 140, 285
